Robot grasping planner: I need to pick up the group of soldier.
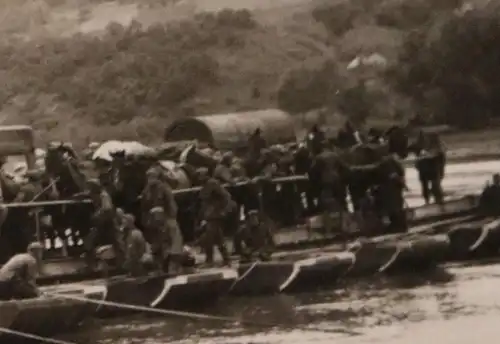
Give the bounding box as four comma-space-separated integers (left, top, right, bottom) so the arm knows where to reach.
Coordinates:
0, 121, 451, 300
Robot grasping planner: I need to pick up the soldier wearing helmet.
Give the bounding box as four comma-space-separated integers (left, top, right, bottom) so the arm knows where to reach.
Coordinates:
83, 178, 121, 269
0, 242, 44, 300
140, 166, 181, 270
235, 209, 274, 262
195, 168, 235, 266
148, 206, 184, 272
121, 213, 152, 276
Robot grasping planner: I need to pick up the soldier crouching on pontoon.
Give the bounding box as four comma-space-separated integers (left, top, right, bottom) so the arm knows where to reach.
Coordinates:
0, 242, 44, 300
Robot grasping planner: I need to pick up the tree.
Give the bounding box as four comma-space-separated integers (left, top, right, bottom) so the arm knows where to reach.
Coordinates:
389, 5, 500, 128
277, 59, 339, 115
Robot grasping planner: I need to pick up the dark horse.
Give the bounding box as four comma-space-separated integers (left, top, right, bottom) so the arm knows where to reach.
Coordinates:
106, 150, 155, 226
44, 143, 93, 254
299, 125, 410, 213
340, 125, 409, 211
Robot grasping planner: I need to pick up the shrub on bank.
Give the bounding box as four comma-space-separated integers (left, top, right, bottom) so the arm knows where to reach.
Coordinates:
0, 9, 257, 128
390, 4, 500, 128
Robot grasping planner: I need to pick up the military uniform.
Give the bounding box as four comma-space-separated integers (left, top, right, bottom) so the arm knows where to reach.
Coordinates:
148, 207, 184, 272
0, 242, 43, 300
122, 214, 152, 276
213, 153, 245, 254
197, 173, 235, 265
140, 168, 179, 235
374, 155, 407, 233
84, 180, 121, 269
315, 149, 347, 212
11, 171, 46, 250
236, 210, 274, 262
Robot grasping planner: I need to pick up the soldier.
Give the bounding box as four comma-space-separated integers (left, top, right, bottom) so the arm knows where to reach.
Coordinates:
11, 170, 46, 251
83, 179, 121, 269
122, 213, 152, 276
213, 152, 245, 254
140, 167, 179, 240
196, 168, 234, 266
373, 155, 408, 233
313, 147, 349, 235
0, 242, 44, 300
236, 209, 274, 262
413, 131, 445, 204
148, 207, 184, 273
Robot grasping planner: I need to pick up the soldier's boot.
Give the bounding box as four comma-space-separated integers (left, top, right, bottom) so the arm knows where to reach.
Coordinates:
431, 179, 444, 204
217, 243, 231, 266
204, 245, 215, 266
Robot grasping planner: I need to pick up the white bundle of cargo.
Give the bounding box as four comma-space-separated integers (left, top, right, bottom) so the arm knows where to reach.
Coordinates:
92, 140, 156, 163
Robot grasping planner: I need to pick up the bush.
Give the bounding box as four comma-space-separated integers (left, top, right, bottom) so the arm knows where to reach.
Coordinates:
311, 2, 363, 36
277, 59, 339, 115
390, 5, 500, 128
0, 9, 257, 126
375, 0, 433, 30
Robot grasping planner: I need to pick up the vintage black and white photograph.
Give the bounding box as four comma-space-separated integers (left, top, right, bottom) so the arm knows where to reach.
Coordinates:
0, 0, 497, 343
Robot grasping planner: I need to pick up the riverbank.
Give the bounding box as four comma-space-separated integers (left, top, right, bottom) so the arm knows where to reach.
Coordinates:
428, 128, 500, 163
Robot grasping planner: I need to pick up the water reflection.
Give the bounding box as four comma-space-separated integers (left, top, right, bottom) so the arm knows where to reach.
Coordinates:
73, 266, 489, 344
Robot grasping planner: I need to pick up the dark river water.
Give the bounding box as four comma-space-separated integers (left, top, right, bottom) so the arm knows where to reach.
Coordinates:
71, 261, 500, 344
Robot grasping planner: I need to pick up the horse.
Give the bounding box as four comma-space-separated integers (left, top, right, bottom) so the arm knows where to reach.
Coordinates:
337, 125, 409, 211
107, 151, 194, 233
300, 125, 409, 213
44, 143, 93, 254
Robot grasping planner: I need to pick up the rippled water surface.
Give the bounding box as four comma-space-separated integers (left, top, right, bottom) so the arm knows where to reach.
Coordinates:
68, 160, 500, 344
71, 261, 500, 344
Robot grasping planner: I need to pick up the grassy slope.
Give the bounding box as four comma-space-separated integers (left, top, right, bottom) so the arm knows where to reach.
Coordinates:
0, 0, 492, 152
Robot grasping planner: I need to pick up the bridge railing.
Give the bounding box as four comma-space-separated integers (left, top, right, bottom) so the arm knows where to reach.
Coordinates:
1, 175, 314, 256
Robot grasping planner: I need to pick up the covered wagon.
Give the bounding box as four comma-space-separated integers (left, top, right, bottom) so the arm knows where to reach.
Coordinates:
163, 109, 297, 152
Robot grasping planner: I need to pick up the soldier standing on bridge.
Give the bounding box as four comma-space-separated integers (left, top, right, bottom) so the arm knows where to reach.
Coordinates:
412, 130, 446, 204
313, 146, 348, 234
195, 168, 234, 266
84, 179, 122, 270
373, 155, 408, 233
148, 207, 184, 273
213, 152, 246, 255
140, 167, 182, 251
11, 170, 47, 251
235, 209, 274, 263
